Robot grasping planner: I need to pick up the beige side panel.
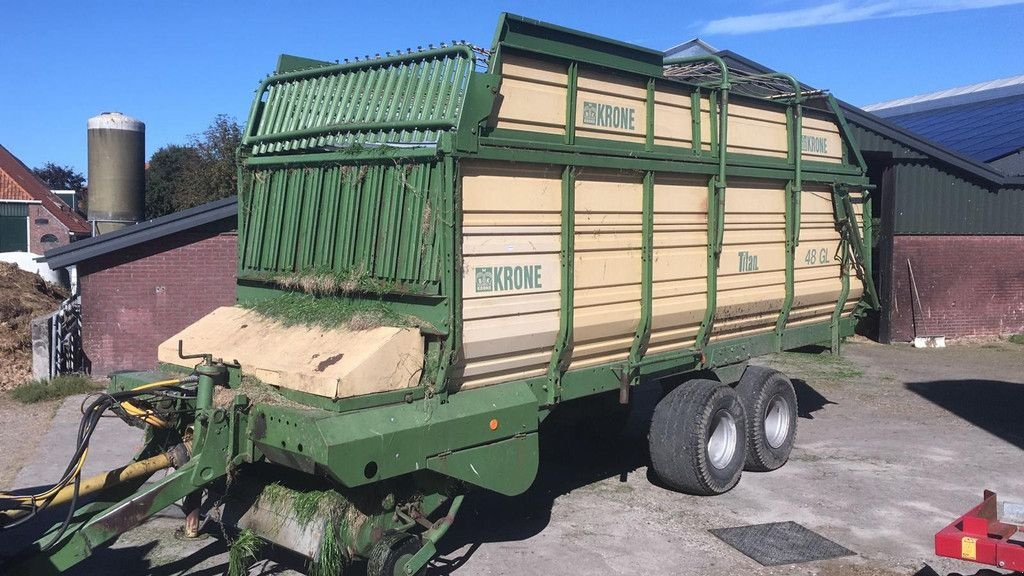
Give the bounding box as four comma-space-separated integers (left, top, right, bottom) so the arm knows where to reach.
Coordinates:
712, 180, 786, 339
650, 174, 708, 350
802, 115, 844, 164
791, 186, 840, 327
575, 67, 646, 144
570, 169, 643, 368
157, 307, 422, 399
652, 85, 691, 148
789, 186, 865, 327
710, 310, 784, 342
653, 88, 714, 150
494, 54, 567, 136
788, 301, 858, 327
728, 103, 788, 159
458, 161, 562, 389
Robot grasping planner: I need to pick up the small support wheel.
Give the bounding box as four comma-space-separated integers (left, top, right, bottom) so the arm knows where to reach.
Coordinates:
736, 366, 798, 472
649, 379, 747, 495
366, 532, 425, 576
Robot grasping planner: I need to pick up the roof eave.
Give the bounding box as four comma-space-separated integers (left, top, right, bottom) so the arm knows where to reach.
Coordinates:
44, 196, 238, 269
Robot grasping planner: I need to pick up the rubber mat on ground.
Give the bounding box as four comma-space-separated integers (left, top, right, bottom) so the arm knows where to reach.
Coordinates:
710, 521, 854, 566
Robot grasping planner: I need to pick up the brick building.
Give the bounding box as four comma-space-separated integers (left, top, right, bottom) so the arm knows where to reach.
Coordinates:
45, 197, 237, 376
0, 144, 90, 253
861, 78, 1024, 339
667, 41, 1024, 342
844, 102, 1024, 341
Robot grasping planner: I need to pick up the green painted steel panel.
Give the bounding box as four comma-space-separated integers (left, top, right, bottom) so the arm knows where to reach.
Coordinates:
239, 162, 444, 286
0, 214, 28, 251
426, 433, 539, 496
495, 13, 665, 77
244, 46, 475, 155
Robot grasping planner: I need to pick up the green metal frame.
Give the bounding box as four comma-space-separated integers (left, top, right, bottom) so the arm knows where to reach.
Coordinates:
545, 165, 576, 407
230, 7, 877, 464
623, 170, 654, 401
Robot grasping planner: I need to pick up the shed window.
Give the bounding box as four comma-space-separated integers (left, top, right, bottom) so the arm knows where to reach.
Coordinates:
40, 234, 59, 244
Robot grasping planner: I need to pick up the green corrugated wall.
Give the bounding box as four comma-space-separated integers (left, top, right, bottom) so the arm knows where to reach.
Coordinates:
851, 124, 1024, 235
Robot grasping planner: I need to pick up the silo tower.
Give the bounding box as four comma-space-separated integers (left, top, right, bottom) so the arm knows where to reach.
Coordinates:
87, 112, 145, 234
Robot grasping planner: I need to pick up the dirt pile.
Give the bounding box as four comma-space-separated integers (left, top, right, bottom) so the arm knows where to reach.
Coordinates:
0, 262, 67, 391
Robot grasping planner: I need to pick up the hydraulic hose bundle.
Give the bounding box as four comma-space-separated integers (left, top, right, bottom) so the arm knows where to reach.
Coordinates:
0, 376, 198, 546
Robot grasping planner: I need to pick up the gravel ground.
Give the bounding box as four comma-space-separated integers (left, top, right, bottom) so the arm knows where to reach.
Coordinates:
0, 398, 62, 490
2, 339, 1022, 576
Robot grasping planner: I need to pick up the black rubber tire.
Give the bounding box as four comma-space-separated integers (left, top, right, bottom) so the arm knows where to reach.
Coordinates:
648, 379, 747, 495
366, 532, 424, 576
735, 366, 798, 472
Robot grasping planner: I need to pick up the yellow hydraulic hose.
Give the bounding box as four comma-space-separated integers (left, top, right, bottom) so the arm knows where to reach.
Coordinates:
0, 378, 186, 520
129, 378, 186, 392
0, 452, 173, 521
120, 401, 169, 428
115, 378, 189, 429
0, 448, 89, 505
0, 379, 184, 507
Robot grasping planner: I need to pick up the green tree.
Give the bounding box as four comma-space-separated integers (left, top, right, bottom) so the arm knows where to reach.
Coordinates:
33, 163, 87, 215
144, 114, 242, 218
145, 145, 201, 219
191, 114, 242, 200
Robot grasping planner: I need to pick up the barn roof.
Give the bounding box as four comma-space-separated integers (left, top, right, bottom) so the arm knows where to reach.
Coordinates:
44, 196, 236, 269
0, 144, 90, 234
864, 75, 1024, 162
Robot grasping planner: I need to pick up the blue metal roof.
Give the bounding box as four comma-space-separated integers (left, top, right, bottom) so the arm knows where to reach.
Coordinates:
882, 94, 1024, 163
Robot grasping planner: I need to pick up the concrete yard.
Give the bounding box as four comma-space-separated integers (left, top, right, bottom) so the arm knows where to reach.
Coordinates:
2, 339, 1022, 575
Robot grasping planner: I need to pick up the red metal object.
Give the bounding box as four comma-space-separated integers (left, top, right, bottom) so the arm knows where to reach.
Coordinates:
935, 490, 1024, 571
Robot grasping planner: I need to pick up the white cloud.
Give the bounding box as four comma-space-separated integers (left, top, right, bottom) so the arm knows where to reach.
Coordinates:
702, 0, 1024, 35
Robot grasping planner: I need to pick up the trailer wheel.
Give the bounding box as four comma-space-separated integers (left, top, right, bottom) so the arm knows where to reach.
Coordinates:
736, 366, 797, 472
366, 532, 425, 576
649, 379, 747, 495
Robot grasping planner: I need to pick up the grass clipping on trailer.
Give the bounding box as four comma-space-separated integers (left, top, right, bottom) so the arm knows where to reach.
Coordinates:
241, 291, 413, 331
227, 528, 264, 576
261, 483, 354, 576
213, 375, 308, 410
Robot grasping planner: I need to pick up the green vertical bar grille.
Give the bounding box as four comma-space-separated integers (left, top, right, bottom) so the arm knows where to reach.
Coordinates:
240, 163, 443, 290
244, 46, 475, 154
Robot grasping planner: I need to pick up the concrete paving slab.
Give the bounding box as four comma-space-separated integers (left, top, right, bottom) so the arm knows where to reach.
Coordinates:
13, 394, 145, 491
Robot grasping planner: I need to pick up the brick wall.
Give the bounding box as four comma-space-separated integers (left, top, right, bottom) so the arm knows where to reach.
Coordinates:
886, 235, 1024, 341
28, 204, 71, 254
79, 231, 237, 376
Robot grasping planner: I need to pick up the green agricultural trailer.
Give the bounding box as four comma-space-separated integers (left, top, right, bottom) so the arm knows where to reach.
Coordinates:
1, 14, 878, 576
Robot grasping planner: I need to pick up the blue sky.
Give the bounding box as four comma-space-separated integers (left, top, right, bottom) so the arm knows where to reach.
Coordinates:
3, 0, 1022, 176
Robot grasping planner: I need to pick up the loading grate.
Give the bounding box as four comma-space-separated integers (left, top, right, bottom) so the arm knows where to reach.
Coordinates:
710, 521, 854, 566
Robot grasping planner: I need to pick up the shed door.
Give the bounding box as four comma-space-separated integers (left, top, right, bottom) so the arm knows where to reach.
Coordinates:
0, 203, 28, 251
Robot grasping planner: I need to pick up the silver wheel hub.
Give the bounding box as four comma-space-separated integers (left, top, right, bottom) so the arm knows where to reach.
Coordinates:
707, 409, 737, 470
763, 394, 791, 449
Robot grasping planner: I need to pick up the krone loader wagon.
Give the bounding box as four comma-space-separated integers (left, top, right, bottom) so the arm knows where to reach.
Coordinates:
2, 13, 878, 576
